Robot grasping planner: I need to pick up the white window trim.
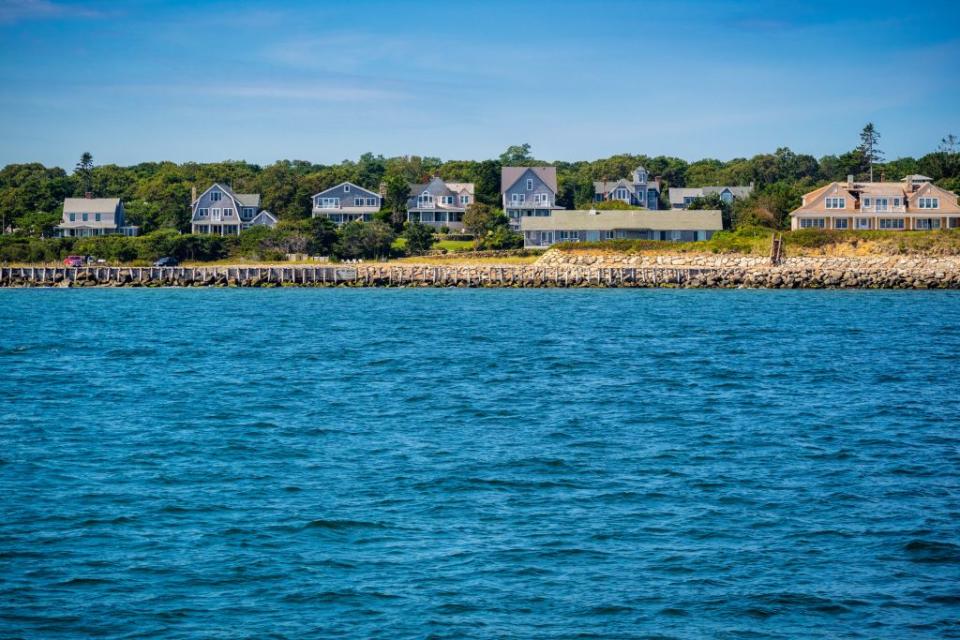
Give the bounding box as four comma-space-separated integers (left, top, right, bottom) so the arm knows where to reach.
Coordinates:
526, 179, 533, 190
344, 184, 350, 192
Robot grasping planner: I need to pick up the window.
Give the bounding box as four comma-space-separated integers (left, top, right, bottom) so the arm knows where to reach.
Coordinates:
212, 208, 222, 221
355, 198, 364, 206
460, 195, 470, 204
366, 198, 377, 206
95, 213, 101, 222
210, 191, 221, 202
418, 193, 434, 206
915, 218, 941, 230
243, 208, 254, 218
602, 230, 615, 240
834, 218, 848, 229
799, 218, 825, 228
199, 208, 209, 217
69, 213, 76, 222
511, 193, 525, 204
918, 197, 939, 209
893, 198, 901, 207
344, 184, 350, 192
670, 231, 682, 241
683, 197, 696, 206
558, 230, 579, 241
526, 179, 533, 190
863, 198, 871, 207
879, 218, 905, 229
875, 198, 889, 212
82, 213, 88, 221
615, 188, 628, 200
856, 218, 871, 229
825, 197, 845, 209
442, 196, 454, 205
222, 208, 232, 217
320, 198, 339, 209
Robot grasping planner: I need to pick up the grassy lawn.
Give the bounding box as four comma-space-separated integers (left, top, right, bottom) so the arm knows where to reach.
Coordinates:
551, 228, 960, 257
390, 254, 540, 265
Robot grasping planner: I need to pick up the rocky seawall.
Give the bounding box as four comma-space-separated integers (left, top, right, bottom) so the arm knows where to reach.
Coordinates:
2, 258, 960, 289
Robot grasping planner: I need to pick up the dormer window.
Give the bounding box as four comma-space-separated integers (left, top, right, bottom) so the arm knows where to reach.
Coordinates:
526, 179, 533, 190
460, 195, 470, 204
864, 198, 871, 207
825, 197, 845, 209
918, 197, 939, 209
210, 191, 221, 202
344, 184, 350, 193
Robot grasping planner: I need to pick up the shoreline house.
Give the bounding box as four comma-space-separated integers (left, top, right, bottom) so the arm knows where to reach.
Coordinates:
56, 195, 139, 237
312, 182, 382, 225
520, 209, 723, 249
669, 184, 754, 209
789, 175, 960, 231
406, 177, 474, 231
190, 183, 276, 235
594, 167, 661, 210
502, 167, 564, 230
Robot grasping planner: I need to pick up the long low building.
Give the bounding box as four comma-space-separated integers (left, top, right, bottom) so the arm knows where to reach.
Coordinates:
520, 209, 723, 248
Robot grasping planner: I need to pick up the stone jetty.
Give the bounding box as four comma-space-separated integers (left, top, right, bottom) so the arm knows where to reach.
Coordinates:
2, 254, 959, 289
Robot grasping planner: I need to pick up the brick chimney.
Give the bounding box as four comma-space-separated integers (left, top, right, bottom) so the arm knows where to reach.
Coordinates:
84, 192, 93, 199
191, 185, 197, 202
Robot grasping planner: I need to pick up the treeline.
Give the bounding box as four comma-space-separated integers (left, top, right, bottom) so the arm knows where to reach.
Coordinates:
2, 134, 959, 237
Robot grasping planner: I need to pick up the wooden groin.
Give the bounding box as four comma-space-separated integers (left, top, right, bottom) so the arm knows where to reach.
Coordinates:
0, 265, 719, 288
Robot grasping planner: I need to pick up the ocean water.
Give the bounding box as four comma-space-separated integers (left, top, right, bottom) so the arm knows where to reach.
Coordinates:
1, 288, 960, 639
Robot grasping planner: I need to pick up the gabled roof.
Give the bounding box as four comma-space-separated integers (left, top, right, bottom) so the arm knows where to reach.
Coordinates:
63, 198, 121, 214
502, 166, 557, 193
312, 181, 380, 199
191, 182, 261, 208
250, 210, 277, 225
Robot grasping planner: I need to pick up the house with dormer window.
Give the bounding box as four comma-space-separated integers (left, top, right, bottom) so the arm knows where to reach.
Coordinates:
406, 177, 474, 231
311, 182, 382, 225
190, 183, 277, 235
789, 175, 960, 230
501, 167, 564, 230
594, 167, 661, 210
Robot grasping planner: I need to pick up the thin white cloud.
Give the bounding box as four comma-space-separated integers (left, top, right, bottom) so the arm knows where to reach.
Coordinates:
0, 0, 102, 24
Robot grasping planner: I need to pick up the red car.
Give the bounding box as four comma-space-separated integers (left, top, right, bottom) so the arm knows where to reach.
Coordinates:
64, 255, 85, 267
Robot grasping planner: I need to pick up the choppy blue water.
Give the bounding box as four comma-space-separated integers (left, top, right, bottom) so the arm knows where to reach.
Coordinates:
2, 289, 960, 639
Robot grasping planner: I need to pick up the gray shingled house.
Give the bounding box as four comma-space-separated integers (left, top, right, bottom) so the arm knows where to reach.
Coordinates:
594, 167, 661, 209
520, 209, 723, 248
312, 181, 382, 225
406, 177, 475, 231
501, 167, 564, 230
190, 183, 277, 235
56, 196, 139, 237
669, 184, 754, 209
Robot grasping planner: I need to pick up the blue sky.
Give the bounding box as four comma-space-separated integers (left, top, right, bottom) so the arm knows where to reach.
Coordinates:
1, 0, 958, 169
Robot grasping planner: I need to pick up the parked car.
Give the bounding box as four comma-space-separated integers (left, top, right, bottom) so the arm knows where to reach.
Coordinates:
153, 256, 179, 267
63, 255, 84, 267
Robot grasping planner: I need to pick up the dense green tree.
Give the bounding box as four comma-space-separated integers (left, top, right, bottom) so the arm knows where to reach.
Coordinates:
402, 222, 435, 255
499, 143, 534, 166
382, 174, 411, 227
859, 123, 884, 181
334, 221, 395, 260
75, 152, 94, 194
462, 202, 496, 244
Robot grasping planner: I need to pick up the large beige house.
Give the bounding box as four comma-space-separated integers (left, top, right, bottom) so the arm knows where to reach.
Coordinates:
790, 175, 960, 231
